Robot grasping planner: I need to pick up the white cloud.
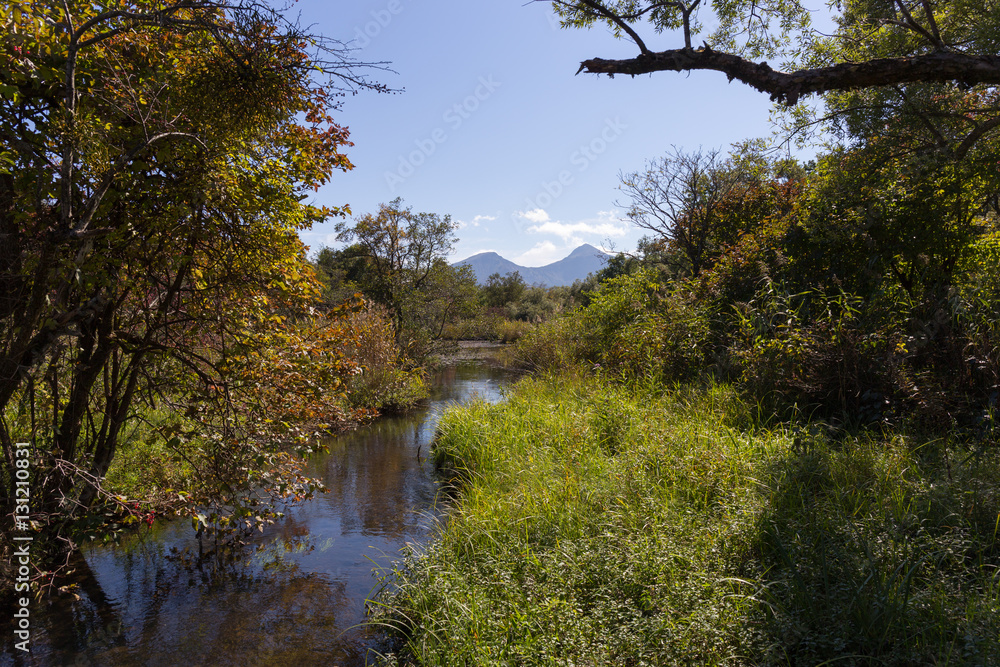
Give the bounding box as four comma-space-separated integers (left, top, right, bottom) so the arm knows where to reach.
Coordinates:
457, 213, 498, 230
514, 241, 561, 267
518, 208, 551, 224
529, 220, 625, 240
520, 210, 627, 241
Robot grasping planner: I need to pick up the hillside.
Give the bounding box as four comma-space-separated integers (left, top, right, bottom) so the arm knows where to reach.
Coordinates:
454, 244, 608, 286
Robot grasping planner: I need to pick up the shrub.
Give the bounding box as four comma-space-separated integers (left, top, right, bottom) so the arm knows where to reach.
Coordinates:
579, 270, 710, 382
505, 270, 710, 382
505, 315, 584, 371
731, 282, 906, 421
340, 305, 426, 412
952, 231, 1000, 401
441, 311, 534, 342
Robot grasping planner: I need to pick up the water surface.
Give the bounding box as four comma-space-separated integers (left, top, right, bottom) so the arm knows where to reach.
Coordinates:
2, 360, 509, 667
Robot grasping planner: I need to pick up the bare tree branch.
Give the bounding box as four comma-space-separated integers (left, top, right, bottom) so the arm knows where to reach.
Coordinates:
577, 48, 1000, 105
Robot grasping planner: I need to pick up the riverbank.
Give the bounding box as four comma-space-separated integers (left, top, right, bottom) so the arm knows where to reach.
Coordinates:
1, 361, 512, 666
434, 340, 509, 364
373, 370, 1000, 665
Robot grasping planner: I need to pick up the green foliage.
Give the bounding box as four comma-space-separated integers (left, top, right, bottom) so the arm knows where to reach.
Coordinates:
314, 244, 374, 305
794, 149, 987, 298
580, 269, 709, 382
731, 283, 907, 421
505, 316, 585, 372
98, 303, 425, 536
441, 313, 534, 343
331, 199, 477, 356
339, 305, 428, 412
373, 374, 1000, 665
552, 0, 812, 59
481, 271, 527, 309
954, 234, 1000, 386
103, 408, 196, 505
508, 269, 709, 383
503, 285, 568, 323
0, 0, 382, 568
445, 277, 582, 344
592, 251, 640, 284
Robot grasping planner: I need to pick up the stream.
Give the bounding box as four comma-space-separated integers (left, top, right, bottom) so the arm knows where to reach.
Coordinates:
2, 358, 510, 667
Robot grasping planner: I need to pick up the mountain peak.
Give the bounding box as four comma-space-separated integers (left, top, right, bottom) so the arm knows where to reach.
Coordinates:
567, 243, 603, 258
454, 244, 608, 286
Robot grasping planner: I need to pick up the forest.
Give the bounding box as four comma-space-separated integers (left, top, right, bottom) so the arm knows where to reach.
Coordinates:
2, 0, 1000, 665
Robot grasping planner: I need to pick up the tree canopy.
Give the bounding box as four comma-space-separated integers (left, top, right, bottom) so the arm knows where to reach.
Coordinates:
333, 198, 477, 351
552, 0, 1000, 105
0, 0, 383, 559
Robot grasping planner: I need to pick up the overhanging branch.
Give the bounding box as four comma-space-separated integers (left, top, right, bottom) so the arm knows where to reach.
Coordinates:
577, 48, 1000, 105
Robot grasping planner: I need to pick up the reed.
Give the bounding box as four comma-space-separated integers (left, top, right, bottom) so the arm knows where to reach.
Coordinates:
372, 373, 1000, 666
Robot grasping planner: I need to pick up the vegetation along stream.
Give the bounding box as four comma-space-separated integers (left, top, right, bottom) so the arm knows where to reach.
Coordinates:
1, 359, 511, 667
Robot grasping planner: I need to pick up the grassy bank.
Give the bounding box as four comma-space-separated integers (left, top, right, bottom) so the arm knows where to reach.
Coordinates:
373, 371, 1000, 666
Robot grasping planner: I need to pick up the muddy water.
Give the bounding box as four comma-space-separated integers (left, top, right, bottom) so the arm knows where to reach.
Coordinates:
2, 360, 510, 667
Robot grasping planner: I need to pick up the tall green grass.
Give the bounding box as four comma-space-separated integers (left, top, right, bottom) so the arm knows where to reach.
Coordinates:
441, 314, 535, 343
372, 373, 1000, 666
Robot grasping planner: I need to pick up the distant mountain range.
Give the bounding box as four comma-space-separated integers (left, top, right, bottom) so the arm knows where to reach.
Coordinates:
454, 244, 609, 286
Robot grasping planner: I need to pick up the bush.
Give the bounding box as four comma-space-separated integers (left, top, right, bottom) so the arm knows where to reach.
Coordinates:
505, 316, 584, 371
340, 305, 427, 412
953, 232, 1000, 400
731, 283, 907, 421
505, 270, 710, 383
441, 311, 534, 342
603, 289, 709, 383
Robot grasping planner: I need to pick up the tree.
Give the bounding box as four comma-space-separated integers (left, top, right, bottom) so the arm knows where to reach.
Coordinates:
618, 146, 755, 277
418, 261, 480, 338
793, 145, 991, 298
550, 0, 1000, 106
482, 271, 528, 309
334, 198, 468, 349
0, 0, 381, 565
314, 244, 377, 304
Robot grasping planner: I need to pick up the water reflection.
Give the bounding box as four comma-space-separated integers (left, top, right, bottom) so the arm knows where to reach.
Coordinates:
1, 360, 510, 667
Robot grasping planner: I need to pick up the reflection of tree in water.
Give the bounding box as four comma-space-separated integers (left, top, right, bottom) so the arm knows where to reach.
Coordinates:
0, 552, 128, 666
1, 533, 370, 667
140, 572, 360, 667
320, 416, 436, 540
314, 362, 510, 549
0, 362, 512, 667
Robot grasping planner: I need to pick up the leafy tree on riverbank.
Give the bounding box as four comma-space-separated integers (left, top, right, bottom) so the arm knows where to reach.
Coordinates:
331, 198, 479, 355
0, 0, 391, 575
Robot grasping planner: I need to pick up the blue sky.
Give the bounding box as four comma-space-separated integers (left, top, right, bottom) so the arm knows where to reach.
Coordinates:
293, 0, 821, 266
